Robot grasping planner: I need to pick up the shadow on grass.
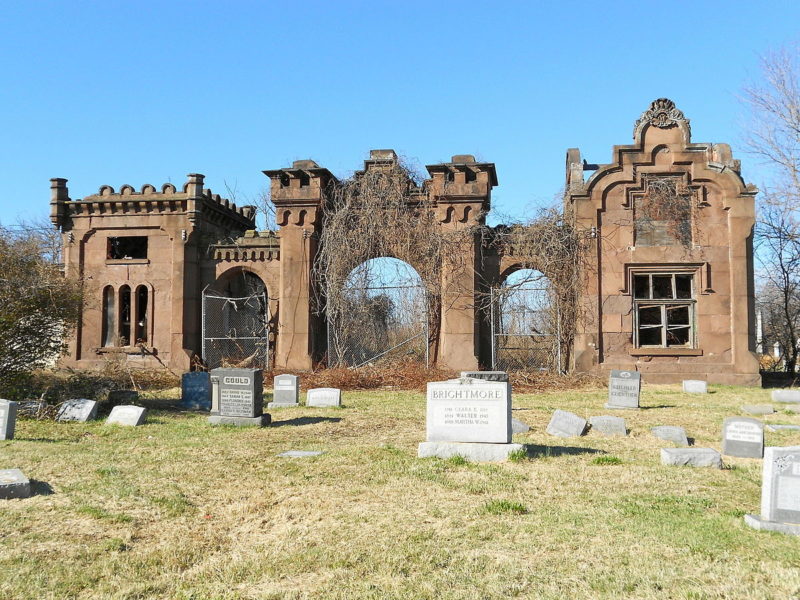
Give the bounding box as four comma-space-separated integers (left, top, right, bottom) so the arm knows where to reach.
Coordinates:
30, 480, 55, 496
639, 405, 677, 410
271, 416, 343, 428
523, 444, 604, 458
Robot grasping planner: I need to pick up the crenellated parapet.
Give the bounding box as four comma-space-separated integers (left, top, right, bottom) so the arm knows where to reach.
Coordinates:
426, 155, 498, 226
50, 173, 256, 232
212, 230, 280, 262
263, 160, 337, 229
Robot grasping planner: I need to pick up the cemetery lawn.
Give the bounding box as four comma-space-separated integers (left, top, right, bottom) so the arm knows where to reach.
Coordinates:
3, 384, 800, 600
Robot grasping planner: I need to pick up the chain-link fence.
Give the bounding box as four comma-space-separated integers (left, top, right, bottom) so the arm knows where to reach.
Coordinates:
490, 284, 560, 372
202, 290, 270, 370
327, 283, 429, 368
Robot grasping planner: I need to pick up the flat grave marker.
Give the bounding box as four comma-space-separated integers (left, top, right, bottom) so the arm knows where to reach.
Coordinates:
306, 388, 342, 408
742, 404, 775, 416
606, 370, 640, 409
683, 380, 708, 394
546, 410, 587, 438
722, 417, 764, 458
269, 374, 299, 408
651, 425, 689, 447
772, 390, 800, 403
56, 399, 98, 423
745, 446, 800, 535
0, 399, 18, 440
661, 448, 722, 468
589, 415, 627, 436
106, 405, 147, 426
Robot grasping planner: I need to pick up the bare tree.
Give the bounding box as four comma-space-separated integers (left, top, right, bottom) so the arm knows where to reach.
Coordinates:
742, 44, 800, 374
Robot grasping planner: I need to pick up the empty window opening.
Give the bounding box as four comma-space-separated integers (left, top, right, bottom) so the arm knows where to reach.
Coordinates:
119, 285, 131, 345
102, 286, 115, 347
633, 273, 695, 348
135, 285, 149, 344
108, 236, 148, 260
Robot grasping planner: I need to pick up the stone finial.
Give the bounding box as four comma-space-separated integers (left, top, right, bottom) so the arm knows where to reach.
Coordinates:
633, 98, 691, 140
50, 178, 69, 203
186, 173, 205, 197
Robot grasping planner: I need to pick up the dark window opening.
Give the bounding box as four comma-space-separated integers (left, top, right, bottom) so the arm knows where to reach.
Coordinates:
108, 236, 148, 260
465, 169, 477, 183
102, 286, 115, 347
135, 285, 148, 344
119, 285, 131, 346
633, 273, 695, 348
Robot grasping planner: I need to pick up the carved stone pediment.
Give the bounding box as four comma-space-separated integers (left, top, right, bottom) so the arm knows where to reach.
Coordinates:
633, 98, 691, 140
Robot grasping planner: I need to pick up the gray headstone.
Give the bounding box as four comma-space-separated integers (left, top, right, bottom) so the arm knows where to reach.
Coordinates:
766, 424, 800, 432
0, 469, 31, 499
742, 404, 775, 416
651, 425, 689, 447
759, 446, 800, 525
460, 371, 509, 383
722, 417, 764, 458
278, 450, 324, 458
106, 405, 147, 426
271, 374, 299, 407
212, 368, 263, 418
17, 400, 45, 418
108, 390, 139, 405
683, 380, 708, 394
772, 390, 800, 403
181, 372, 211, 410
426, 378, 511, 444
56, 399, 98, 423
606, 370, 640, 409
511, 417, 530, 434
0, 399, 18, 440
589, 415, 627, 436
546, 410, 587, 438
306, 388, 342, 408
661, 448, 722, 468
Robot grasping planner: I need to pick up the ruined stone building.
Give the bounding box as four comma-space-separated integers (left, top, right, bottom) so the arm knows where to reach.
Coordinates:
50, 99, 760, 384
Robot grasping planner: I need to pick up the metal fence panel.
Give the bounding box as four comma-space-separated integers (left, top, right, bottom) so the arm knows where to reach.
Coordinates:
202, 290, 270, 370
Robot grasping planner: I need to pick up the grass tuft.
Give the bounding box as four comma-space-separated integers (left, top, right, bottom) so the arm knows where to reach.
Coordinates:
482, 499, 529, 515
591, 455, 623, 465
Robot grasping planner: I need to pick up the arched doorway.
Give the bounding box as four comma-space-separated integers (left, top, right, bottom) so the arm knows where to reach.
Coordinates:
202, 269, 270, 369
491, 268, 560, 372
327, 257, 428, 367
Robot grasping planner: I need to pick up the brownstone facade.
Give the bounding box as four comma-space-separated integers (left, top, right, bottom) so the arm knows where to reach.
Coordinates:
51, 99, 761, 384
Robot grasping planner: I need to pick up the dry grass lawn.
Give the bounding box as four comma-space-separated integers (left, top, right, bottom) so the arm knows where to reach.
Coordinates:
2, 383, 800, 599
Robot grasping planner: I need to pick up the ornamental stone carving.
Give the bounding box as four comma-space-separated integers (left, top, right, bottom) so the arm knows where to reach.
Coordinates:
633, 98, 691, 139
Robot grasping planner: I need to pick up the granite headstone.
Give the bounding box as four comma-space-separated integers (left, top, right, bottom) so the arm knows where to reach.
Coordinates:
0, 469, 31, 499
772, 390, 800, 403
106, 405, 147, 426
606, 370, 640, 409
745, 446, 800, 535
209, 368, 269, 427
306, 388, 342, 407
56, 399, 98, 423
651, 425, 689, 447
722, 417, 764, 458
683, 380, 708, 394
0, 399, 18, 440
546, 410, 587, 438
589, 415, 627, 436
181, 372, 211, 410
742, 404, 775, 416
661, 448, 722, 468
269, 374, 299, 408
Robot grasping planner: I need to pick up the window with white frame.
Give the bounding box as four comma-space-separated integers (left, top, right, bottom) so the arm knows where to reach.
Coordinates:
633, 272, 695, 348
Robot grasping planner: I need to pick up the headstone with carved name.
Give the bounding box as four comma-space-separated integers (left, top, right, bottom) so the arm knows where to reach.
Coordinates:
0, 399, 18, 440
722, 417, 764, 458
306, 388, 341, 407
418, 377, 521, 461
208, 368, 269, 427
56, 399, 98, 423
606, 370, 640, 409
269, 374, 299, 408
745, 446, 800, 535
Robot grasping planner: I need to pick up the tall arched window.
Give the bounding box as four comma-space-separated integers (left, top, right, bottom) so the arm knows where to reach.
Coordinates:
118, 285, 131, 346
135, 285, 149, 344
102, 286, 115, 347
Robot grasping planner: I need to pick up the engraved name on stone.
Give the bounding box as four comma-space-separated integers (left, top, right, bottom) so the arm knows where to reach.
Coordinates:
426, 380, 511, 444
219, 376, 254, 417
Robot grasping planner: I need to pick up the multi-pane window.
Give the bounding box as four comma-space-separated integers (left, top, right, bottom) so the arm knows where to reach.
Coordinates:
633, 273, 694, 348
101, 284, 151, 347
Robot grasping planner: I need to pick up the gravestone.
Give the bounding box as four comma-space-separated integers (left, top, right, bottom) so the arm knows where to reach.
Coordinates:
606, 370, 640, 409
418, 377, 521, 461
56, 399, 98, 423
766, 424, 800, 432
589, 415, 627, 436
742, 404, 775, 416
106, 405, 147, 426
546, 410, 587, 438
683, 380, 707, 394
0, 469, 31, 499
722, 417, 764, 458
460, 371, 509, 382
181, 372, 211, 410
511, 417, 530, 434
772, 390, 800, 403
208, 368, 269, 427
1, 399, 18, 440
651, 425, 689, 447
745, 446, 800, 535
306, 388, 342, 407
269, 374, 299, 408
661, 448, 722, 468
278, 450, 324, 458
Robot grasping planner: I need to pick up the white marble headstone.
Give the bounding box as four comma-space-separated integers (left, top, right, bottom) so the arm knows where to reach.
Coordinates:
106, 405, 147, 426
306, 388, 341, 407
426, 378, 511, 444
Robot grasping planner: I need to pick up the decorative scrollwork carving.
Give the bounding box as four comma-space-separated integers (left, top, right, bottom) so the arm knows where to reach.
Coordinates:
633, 98, 691, 139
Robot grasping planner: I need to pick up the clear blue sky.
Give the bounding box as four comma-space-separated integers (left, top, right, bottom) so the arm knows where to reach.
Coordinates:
1, 1, 798, 229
